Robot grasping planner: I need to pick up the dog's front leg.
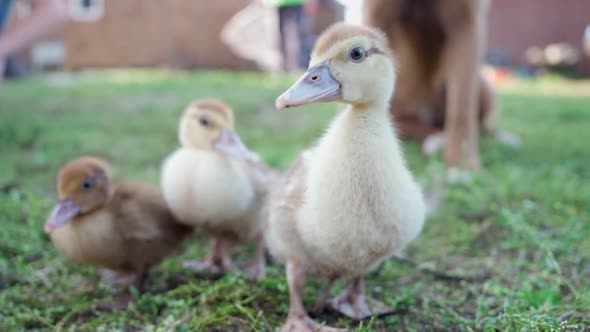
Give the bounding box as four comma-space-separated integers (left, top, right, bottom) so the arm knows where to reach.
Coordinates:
443, 18, 484, 170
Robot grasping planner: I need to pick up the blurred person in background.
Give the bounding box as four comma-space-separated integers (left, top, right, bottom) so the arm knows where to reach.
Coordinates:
334, 0, 362, 24
584, 24, 590, 61
263, 0, 319, 72
0, 0, 68, 84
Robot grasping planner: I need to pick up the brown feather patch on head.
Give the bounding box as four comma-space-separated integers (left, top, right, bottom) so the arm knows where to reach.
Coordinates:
58, 157, 111, 198
188, 99, 235, 128
312, 23, 392, 60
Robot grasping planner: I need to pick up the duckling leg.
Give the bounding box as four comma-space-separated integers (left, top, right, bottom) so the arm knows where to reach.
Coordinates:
95, 267, 148, 311
239, 233, 266, 281
281, 261, 346, 332
216, 239, 234, 272
183, 239, 234, 273
98, 268, 137, 287
131, 266, 148, 294
312, 277, 338, 315
328, 276, 392, 320
98, 268, 147, 294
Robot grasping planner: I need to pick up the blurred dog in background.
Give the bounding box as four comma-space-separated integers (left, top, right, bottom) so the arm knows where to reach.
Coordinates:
364, 0, 503, 170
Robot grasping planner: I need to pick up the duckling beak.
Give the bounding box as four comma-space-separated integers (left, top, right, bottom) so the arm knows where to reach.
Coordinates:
44, 198, 81, 233
276, 60, 341, 109
214, 128, 259, 163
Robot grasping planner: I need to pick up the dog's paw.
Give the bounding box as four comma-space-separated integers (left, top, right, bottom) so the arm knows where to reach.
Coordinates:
495, 130, 522, 148
422, 133, 446, 156
446, 167, 474, 184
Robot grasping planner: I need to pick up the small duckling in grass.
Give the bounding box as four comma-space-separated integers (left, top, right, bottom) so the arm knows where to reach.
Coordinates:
161, 99, 280, 281
44, 157, 192, 305
267, 23, 426, 331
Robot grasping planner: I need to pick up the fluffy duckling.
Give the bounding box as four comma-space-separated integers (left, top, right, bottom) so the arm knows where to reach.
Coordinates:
161, 99, 279, 280
44, 157, 192, 297
267, 23, 426, 331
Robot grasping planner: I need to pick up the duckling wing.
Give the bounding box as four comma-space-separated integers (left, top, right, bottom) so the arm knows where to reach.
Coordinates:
246, 159, 282, 195
265, 150, 311, 264
274, 153, 308, 210
110, 183, 191, 267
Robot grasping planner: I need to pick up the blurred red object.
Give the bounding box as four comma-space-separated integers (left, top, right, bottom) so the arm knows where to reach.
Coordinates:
482, 66, 511, 85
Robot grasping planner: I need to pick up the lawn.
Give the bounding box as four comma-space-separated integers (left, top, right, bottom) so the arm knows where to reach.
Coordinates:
0, 70, 589, 331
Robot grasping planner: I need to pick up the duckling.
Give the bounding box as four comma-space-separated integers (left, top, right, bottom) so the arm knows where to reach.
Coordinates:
44, 157, 192, 297
267, 23, 426, 331
161, 99, 279, 280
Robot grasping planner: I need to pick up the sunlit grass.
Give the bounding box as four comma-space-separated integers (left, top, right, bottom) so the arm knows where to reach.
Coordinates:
0, 70, 589, 331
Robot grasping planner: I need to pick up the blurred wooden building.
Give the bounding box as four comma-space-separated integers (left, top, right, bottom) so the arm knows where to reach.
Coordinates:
63, 0, 251, 69
9, 0, 589, 72
8, 0, 342, 70
487, 0, 590, 72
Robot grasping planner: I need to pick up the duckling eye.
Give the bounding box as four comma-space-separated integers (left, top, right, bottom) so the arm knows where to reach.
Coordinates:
82, 180, 93, 190
199, 117, 210, 127
349, 47, 365, 62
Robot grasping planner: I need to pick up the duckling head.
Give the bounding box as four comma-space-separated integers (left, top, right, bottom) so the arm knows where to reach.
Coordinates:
276, 23, 395, 109
44, 157, 112, 233
178, 99, 258, 162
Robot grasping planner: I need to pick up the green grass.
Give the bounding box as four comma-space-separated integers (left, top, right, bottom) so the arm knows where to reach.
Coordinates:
0, 70, 589, 331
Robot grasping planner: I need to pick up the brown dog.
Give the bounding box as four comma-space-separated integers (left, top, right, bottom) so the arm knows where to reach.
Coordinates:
363, 0, 495, 169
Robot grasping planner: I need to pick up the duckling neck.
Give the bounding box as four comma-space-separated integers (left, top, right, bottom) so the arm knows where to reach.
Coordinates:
342, 102, 401, 149
299, 101, 414, 255
307, 101, 409, 210
350, 100, 390, 113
